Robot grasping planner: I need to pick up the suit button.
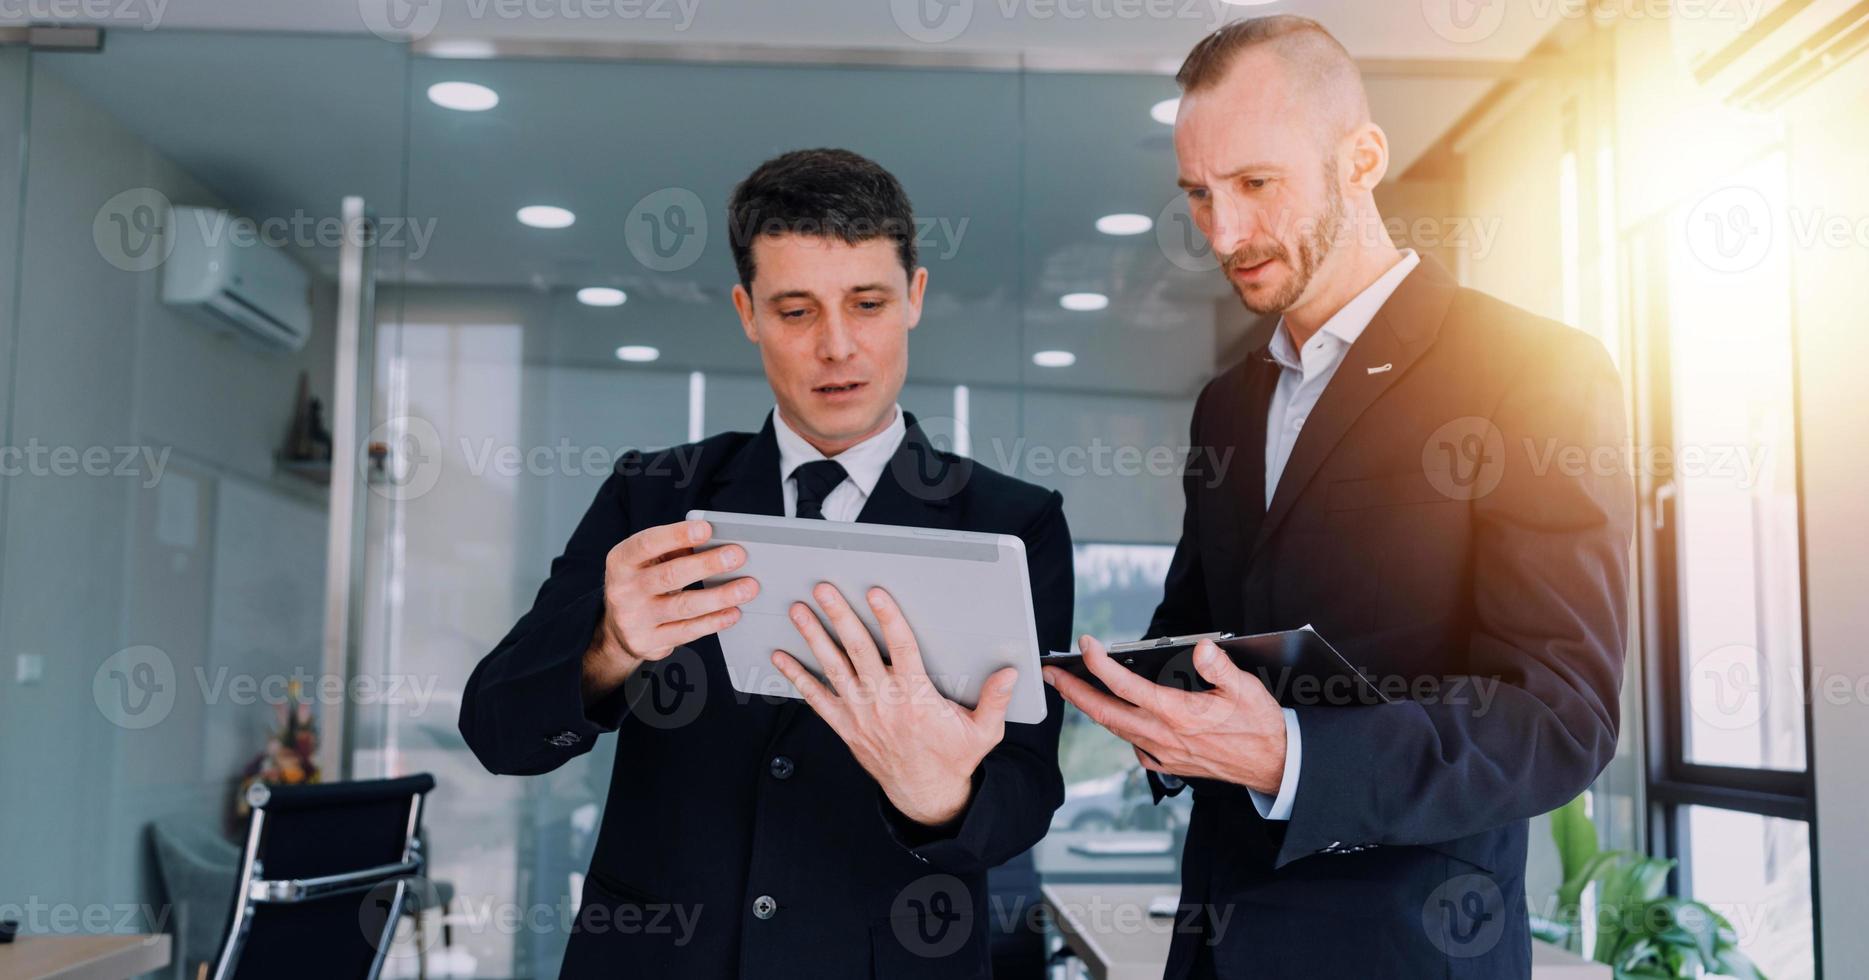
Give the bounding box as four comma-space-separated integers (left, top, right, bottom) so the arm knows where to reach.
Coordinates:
546, 730, 580, 747
769, 756, 794, 780
752, 895, 778, 920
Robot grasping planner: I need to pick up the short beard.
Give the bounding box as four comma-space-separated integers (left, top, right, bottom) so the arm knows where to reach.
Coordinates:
1222, 159, 1347, 316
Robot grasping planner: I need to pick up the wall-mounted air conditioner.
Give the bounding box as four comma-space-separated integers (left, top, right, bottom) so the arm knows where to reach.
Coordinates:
161, 205, 313, 353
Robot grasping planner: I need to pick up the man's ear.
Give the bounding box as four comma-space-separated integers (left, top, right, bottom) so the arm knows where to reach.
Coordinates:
731, 283, 759, 344
1345, 122, 1390, 192
903, 267, 929, 331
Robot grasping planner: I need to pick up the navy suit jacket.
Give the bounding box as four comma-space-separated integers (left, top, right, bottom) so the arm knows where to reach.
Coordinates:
459, 412, 1071, 979
1150, 257, 1634, 979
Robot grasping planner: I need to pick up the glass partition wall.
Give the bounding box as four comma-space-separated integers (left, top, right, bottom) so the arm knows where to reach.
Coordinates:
354, 50, 1233, 976
1, 28, 1652, 980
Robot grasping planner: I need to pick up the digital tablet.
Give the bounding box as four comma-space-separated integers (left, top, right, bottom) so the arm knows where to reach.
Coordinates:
1039, 626, 1389, 708
688, 510, 1048, 724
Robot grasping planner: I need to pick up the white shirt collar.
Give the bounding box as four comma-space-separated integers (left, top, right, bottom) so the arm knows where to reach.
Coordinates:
772, 404, 907, 500
1268, 249, 1421, 374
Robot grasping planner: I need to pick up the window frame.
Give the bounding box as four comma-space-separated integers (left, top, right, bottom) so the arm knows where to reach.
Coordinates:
1627, 202, 1822, 962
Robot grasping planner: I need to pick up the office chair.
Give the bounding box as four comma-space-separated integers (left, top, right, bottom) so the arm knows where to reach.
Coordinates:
207, 774, 436, 980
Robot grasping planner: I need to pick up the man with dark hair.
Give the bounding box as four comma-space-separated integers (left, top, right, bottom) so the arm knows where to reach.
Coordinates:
1046, 15, 1633, 979
460, 147, 1072, 979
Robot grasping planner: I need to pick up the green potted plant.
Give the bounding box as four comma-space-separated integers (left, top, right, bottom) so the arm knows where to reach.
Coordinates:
1531, 795, 1765, 979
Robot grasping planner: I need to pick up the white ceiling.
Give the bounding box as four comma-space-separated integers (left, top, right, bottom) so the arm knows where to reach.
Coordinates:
27, 2, 1554, 395
14, 0, 1559, 63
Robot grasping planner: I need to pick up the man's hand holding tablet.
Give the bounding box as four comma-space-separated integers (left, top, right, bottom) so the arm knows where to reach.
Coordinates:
580, 518, 760, 705
772, 583, 1018, 828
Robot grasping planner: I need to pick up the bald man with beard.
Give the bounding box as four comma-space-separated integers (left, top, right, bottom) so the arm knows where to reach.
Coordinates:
1044, 16, 1634, 979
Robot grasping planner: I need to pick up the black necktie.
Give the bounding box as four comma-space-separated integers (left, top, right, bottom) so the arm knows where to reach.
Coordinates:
791, 459, 849, 520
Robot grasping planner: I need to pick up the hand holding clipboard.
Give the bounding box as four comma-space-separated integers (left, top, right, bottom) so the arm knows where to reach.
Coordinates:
1038, 626, 1389, 708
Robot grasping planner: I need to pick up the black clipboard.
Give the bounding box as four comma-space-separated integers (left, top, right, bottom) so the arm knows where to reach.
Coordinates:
1040, 626, 1390, 707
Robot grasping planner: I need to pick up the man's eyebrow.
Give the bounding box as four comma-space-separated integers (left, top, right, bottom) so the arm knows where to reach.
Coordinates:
847, 282, 894, 294
1178, 163, 1287, 188
764, 289, 817, 303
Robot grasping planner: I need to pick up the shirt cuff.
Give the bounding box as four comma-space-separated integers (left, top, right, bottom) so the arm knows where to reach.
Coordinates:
1247, 708, 1301, 821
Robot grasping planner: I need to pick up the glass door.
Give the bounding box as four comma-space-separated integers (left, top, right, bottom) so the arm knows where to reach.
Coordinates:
0, 29, 411, 979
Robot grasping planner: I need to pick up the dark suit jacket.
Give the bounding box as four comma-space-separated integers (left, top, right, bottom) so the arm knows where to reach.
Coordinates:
459, 412, 1072, 979
1149, 257, 1634, 979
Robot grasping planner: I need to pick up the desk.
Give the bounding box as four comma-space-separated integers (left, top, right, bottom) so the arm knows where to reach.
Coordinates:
1041, 884, 1609, 980
0, 935, 172, 980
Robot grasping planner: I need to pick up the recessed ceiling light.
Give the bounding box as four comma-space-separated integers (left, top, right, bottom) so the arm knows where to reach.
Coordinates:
424, 40, 499, 59
1150, 97, 1179, 125
1096, 213, 1153, 236
427, 81, 499, 112
615, 345, 660, 363
517, 205, 575, 229
1060, 292, 1110, 312
577, 287, 627, 307
1033, 350, 1077, 368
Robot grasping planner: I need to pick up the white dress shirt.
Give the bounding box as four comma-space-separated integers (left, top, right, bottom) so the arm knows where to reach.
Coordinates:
1249, 249, 1420, 822
772, 405, 907, 522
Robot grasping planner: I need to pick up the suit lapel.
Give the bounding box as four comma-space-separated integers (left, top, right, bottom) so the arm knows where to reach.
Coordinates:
1250, 257, 1459, 557
1229, 354, 1279, 548
701, 413, 784, 518
855, 412, 958, 530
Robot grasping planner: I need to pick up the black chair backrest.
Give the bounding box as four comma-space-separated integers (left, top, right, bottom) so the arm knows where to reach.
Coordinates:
210, 774, 436, 980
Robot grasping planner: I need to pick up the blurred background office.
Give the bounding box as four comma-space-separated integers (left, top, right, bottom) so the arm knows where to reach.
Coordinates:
1, 1, 1865, 978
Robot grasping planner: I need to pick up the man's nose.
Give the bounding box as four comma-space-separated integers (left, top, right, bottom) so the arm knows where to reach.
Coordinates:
1205, 195, 1257, 259
817, 311, 857, 361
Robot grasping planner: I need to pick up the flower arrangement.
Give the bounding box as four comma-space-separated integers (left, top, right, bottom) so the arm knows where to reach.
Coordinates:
230, 678, 321, 831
